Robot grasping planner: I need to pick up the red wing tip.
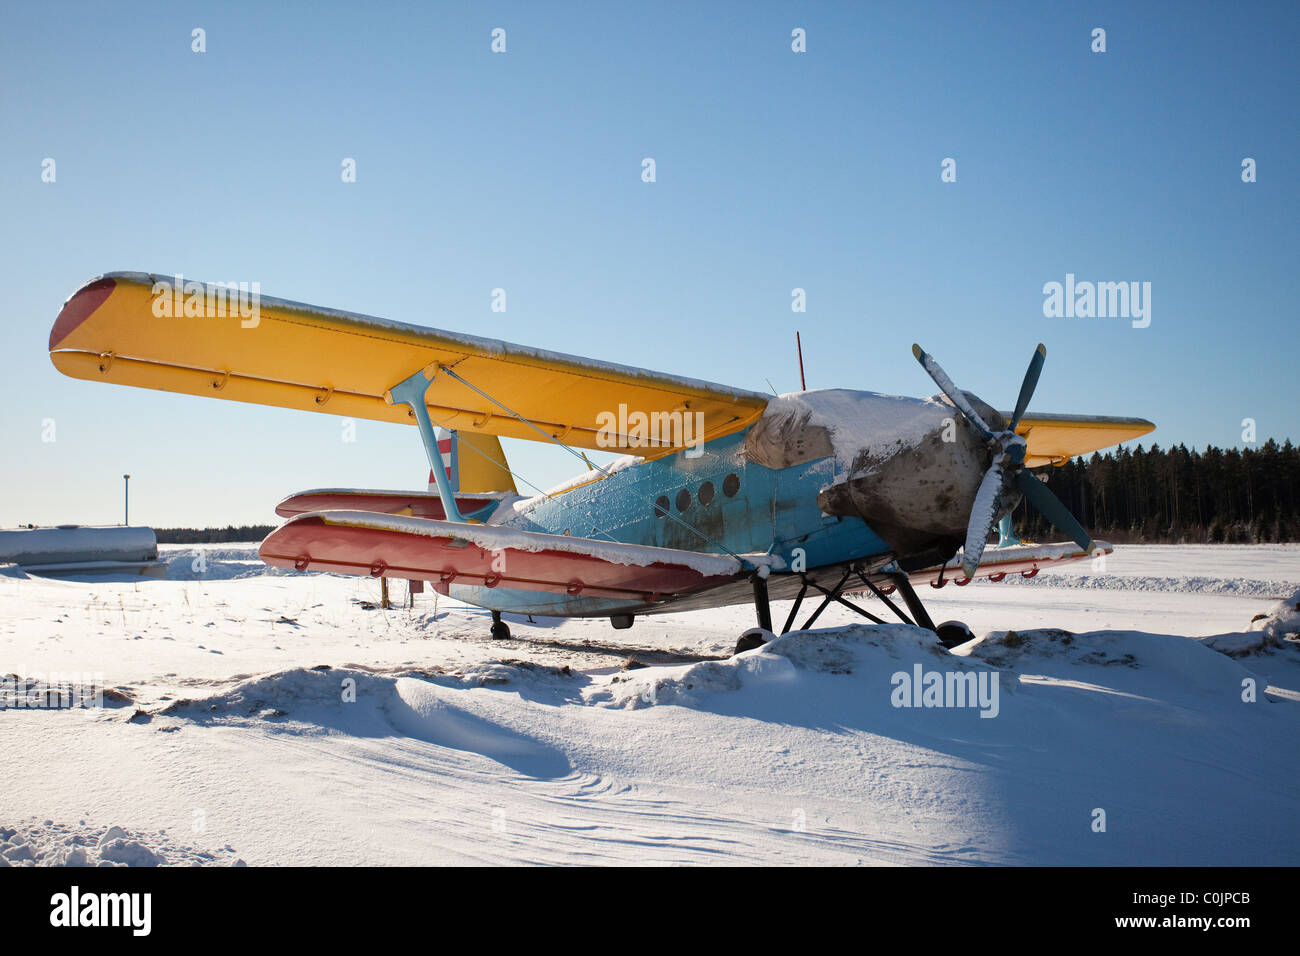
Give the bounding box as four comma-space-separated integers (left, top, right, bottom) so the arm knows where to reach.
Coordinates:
49, 276, 117, 351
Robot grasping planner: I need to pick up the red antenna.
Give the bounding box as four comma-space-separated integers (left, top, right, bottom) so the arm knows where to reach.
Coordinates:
796, 331, 807, 391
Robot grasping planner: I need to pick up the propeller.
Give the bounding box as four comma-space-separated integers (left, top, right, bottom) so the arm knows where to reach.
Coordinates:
911, 343, 1094, 577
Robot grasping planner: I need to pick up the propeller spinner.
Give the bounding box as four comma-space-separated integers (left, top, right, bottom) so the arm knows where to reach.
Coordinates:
911, 343, 1095, 577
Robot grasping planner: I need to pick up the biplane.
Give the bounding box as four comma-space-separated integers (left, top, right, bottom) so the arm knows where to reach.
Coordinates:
49, 273, 1154, 648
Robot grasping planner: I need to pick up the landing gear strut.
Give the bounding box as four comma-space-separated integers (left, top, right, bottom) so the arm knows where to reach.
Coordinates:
490, 610, 511, 640
737, 563, 968, 653
733, 574, 776, 655
750, 573, 773, 631
776, 565, 915, 634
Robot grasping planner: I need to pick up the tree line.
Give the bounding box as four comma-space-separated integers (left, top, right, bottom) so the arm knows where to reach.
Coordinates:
154, 440, 1300, 547
1015, 439, 1300, 544
155, 525, 276, 544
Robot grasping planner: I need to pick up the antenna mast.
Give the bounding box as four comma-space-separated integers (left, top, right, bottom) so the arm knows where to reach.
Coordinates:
796, 332, 807, 391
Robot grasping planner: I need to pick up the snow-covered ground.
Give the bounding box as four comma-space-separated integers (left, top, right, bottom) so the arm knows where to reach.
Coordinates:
2, 543, 1298, 865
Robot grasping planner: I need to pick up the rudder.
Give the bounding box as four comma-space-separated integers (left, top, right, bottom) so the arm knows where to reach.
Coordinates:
433, 428, 518, 495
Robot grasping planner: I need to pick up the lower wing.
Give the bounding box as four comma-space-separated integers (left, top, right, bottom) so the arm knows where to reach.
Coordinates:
902, 540, 1111, 587
259, 511, 749, 603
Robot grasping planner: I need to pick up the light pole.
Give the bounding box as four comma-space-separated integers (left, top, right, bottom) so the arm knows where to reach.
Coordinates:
123, 474, 130, 526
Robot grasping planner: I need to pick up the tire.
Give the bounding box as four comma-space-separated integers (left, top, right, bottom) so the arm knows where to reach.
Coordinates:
935, 620, 974, 648
733, 627, 771, 655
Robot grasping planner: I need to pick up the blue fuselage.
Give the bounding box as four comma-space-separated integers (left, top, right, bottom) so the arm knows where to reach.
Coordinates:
451, 429, 891, 617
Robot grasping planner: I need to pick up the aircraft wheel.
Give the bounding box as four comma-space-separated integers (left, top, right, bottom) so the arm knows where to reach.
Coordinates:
733, 627, 771, 656
935, 620, 974, 648
490, 611, 511, 640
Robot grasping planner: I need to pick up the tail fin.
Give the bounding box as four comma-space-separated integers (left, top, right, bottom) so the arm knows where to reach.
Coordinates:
432, 428, 518, 495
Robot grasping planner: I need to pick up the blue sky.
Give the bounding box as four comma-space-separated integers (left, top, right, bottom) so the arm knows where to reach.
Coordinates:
2, 0, 1296, 527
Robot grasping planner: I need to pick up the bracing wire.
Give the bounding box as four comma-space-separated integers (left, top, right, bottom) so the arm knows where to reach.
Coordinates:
434, 364, 750, 565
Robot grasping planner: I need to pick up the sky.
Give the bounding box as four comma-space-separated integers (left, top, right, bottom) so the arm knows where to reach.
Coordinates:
1, 0, 1296, 528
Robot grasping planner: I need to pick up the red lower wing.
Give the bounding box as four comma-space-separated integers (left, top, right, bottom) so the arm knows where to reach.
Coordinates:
258, 512, 742, 603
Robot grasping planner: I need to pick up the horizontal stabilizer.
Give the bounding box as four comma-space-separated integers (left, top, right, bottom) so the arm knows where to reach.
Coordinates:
274, 488, 512, 520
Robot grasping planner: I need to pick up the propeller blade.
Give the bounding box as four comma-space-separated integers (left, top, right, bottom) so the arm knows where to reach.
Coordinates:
961, 462, 1005, 577
1008, 343, 1047, 431
1015, 470, 1094, 553
911, 344, 994, 440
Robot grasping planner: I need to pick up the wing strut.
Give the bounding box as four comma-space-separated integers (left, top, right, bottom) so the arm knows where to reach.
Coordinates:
386, 367, 470, 523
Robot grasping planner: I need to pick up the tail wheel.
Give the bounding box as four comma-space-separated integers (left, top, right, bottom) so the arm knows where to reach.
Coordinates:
490, 610, 511, 640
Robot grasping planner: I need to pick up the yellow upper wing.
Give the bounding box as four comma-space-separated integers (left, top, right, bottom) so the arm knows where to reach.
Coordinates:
48, 273, 769, 456
1009, 412, 1156, 467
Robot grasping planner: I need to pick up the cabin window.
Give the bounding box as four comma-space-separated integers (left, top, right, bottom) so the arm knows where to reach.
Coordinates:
698, 480, 716, 506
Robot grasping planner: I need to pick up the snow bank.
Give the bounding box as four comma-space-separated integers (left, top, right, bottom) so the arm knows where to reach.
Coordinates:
957, 625, 1262, 702
161, 545, 285, 581
157, 661, 582, 725
389, 678, 573, 778
0, 820, 244, 867
589, 623, 1013, 712
156, 663, 580, 778
1197, 587, 1300, 658
993, 571, 1297, 598
1250, 587, 1300, 641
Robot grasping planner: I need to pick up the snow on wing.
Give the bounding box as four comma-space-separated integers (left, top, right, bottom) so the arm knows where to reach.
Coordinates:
258, 511, 746, 602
